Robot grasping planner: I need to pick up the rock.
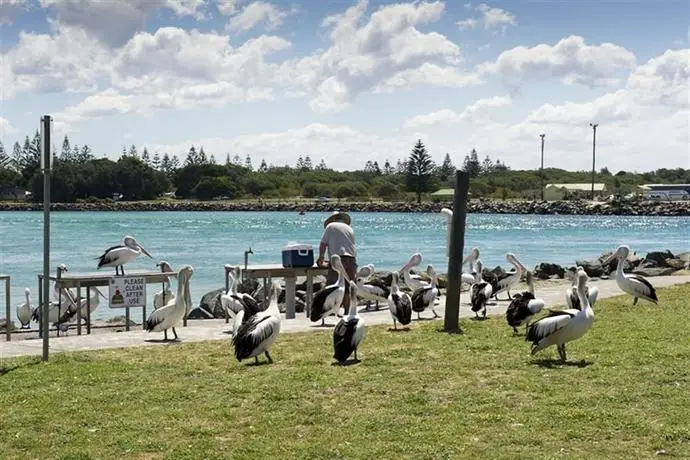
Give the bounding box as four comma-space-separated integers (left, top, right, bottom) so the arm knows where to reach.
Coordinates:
196, 288, 225, 319
0, 318, 17, 331
677, 252, 690, 264
534, 262, 565, 280
575, 257, 605, 277
644, 250, 675, 267
104, 315, 138, 327
665, 258, 687, 270
599, 251, 637, 273
436, 274, 448, 289
632, 267, 676, 277
187, 306, 217, 319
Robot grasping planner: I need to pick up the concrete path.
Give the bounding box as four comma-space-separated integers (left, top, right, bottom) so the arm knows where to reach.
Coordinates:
2, 275, 689, 359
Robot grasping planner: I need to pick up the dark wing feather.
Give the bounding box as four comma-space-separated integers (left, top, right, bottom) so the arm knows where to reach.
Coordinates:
568, 288, 581, 310
145, 313, 165, 332
392, 293, 412, 325
367, 278, 390, 297
506, 292, 526, 327
627, 274, 658, 301
411, 286, 431, 312
97, 245, 125, 267
232, 315, 273, 361
525, 310, 576, 344
471, 282, 489, 312
333, 318, 358, 362
310, 286, 338, 322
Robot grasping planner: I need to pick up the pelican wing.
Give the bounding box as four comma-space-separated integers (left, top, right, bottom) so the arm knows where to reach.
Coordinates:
367, 278, 390, 295
471, 282, 491, 313
309, 286, 338, 322
411, 286, 432, 312
96, 245, 126, 267
145, 305, 168, 331
627, 274, 658, 302
333, 317, 359, 362
391, 293, 412, 325
526, 310, 577, 344
232, 313, 276, 361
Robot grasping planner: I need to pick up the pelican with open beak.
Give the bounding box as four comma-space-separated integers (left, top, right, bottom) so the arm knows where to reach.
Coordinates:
603, 245, 658, 305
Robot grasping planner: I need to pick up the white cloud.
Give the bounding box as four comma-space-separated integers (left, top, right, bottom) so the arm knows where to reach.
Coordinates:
478, 35, 637, 88
38, 0, 207, 47
278, 0, 475, 112
217, 0, 241, 15
0, 116, 16, 135
0, 0, 27, 25
150, 122, 423, 169
457, 3, 516, 32
403, 95, 512, 128
226, 1, 289, 32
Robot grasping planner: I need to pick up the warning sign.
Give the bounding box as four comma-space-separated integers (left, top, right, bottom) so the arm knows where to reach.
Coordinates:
109, 276, 146, 309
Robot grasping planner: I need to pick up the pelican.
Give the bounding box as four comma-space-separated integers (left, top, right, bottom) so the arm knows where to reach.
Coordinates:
400, 253, 429, 291
470, 259, 493, 319
565, 266, 599, 310
77, 287, 107, 319
232, 280, 282, 365
310, 254, 348, 326
355, 264, 389, 308
526, 268, 595, 362
97, 235, 153, 276
505, 271, 545, 335
440, 207, 453, 258
16, 288, 34, 329
221, 266, 248, 317
462, 247, 480, 285
145, 265, 193, 341
602, 245, 658, 305
333, 281, 367, 364
154, 261, 177, 310
387, 271, 412, 330
411, 264, 439, 319
492, 253, 527, 300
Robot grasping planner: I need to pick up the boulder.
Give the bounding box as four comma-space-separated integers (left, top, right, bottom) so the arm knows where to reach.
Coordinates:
194, 288, 225, 319
0, 318, 17, 332
644, 250, 675, 267
534, 262, 565, 280
104, 315, 138, 327
575, 257, 605, 278
666, 258, 687, 270
632, 266, 676, 277
187, 306, 217, 320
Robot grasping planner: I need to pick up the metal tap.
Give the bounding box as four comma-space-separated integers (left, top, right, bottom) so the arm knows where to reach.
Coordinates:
244, 247, 253, 275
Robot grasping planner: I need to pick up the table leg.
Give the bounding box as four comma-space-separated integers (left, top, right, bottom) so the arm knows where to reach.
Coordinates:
76, 284, 82, 336
306, 269, 313, 318
285, 276, 296, 319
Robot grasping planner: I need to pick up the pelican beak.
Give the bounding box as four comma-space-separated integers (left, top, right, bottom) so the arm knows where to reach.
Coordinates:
602, 253, 615, 265
140, 245, 153, 258
96, 289, 107, 300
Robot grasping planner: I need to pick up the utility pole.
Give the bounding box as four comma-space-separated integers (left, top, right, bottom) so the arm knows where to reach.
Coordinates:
40, 115, 53, 361
539, 134, 545, 201
589, 123, 598, 201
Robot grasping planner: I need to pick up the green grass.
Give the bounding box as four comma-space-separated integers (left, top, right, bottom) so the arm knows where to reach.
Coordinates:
2, 285, 689, 459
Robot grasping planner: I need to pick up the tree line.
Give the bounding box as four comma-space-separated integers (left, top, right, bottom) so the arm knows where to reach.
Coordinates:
0, 133, 687, 203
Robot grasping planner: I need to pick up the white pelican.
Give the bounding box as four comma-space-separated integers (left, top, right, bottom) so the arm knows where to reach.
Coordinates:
526, 268, 594, 362
470, 259, 493, 319
77, 288, 107, 319
462, 247, 480, 285
565, 266, 599, 310
232, 280, 282, 365
355, 264, 389, 308
440, 207, 453, 258
220, 266, 246, 317
16, 288, 34, 329
333, 281, 367, 364
602, 245, 658, 305
400, 253, 429, 291
97, 235, 153, 276
310, 254, 348, 326
505, 271, 544, 335
154, 261, 177, 310
145, 265, 193, 341
411, 264, 439, 319
492, 253, 527, 300
387, 271, 412, 330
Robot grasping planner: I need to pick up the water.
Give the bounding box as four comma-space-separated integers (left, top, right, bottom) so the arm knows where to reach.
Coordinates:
0, 211, 688, 321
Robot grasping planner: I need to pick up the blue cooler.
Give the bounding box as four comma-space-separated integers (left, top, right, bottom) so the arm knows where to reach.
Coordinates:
282, 243, 314, 268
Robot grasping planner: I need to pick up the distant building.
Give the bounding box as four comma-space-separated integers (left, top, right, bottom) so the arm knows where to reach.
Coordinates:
0, 186, 30, 201
544, 183, 607, 201
431, 189, 455, 200
639, 184, 690, 201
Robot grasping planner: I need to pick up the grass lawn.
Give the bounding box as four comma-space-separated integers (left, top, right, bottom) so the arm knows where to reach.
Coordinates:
1, 285, 689, 459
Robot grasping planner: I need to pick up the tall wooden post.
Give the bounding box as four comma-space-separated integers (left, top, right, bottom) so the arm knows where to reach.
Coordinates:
444, 171, 470, 332
41, 115, 52, 361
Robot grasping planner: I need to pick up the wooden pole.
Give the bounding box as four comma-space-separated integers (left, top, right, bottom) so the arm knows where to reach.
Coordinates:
444, 170, 470, 332
41, 115, 52, 361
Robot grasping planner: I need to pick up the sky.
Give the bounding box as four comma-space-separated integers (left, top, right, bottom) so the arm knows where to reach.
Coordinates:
0, 0, 688, 172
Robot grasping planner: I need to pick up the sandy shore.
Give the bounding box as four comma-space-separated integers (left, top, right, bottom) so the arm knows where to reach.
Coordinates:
2, 275, 688, 359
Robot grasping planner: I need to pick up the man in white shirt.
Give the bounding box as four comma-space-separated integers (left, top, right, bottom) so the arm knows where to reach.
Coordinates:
317, 211, 357, 315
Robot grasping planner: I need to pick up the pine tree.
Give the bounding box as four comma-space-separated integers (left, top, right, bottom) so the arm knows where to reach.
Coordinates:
198, 147, 208, 164
61, 135, 72, 160
405, 139, 435, 204
316, 159, 327, 171
462, 149, 481, 178
79, 145, 93, 162
129, 144, 138, 158
152, 152, 161, 170
141, 147, 150, 165
232, 154, 242, 166
72, 145, 80, 162
170, 155, 180, 171
161, 153, 171, 173
384, 160, 393, 175
373, 161, 381, 175
12, 142, 22, 172
437, 153, 456, 181
481, 155, 493, 175
0, 141, 8, 168
258, 159, 268, 172
304, 155, 313, 170
245, 154, 253, 171
121, 145, 127, 158
209, 154, 216, 165
296, 156, 305, 170
185, 146, 198, 166
364, 160, 374, 173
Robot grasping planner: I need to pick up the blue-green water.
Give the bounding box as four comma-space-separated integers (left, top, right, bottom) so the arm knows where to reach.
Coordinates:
0, 211, 688, 321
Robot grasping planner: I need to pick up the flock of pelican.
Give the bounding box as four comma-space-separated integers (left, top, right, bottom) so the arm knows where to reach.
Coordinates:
14, 229, 660, 366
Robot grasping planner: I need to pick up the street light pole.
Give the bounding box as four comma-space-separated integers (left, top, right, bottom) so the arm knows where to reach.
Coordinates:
40, 115, 53, 361
539, 134, 545, 201
589, 122, 598, 201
